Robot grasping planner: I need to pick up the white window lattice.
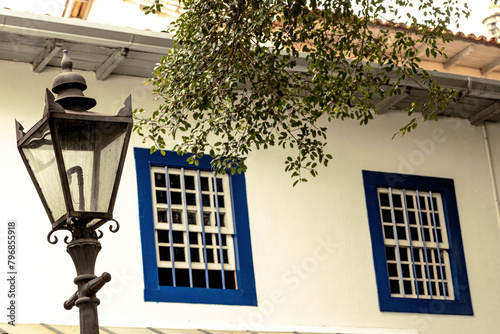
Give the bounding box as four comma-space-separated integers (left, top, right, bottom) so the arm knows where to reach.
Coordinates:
378, 188, 454, 300
151, 166, 237, 289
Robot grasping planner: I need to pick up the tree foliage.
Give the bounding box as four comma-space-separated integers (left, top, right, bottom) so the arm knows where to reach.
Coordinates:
134, 0, 470, 184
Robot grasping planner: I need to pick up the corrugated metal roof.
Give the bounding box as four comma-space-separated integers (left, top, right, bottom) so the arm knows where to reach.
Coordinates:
0, 324, 419, 334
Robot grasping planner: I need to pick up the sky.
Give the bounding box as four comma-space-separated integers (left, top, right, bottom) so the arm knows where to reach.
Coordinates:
0, 0, 495, 37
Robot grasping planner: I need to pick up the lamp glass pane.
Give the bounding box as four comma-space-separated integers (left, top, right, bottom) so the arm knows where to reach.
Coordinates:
55, 118, 128, 213
21, 121, 66, 222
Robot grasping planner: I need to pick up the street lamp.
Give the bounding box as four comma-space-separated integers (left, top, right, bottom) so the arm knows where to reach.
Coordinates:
15, 50, 133, 334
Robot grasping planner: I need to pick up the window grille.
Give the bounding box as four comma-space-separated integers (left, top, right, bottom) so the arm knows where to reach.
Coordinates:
151, 166, 236, 289
378, 188, 453, 300
363, 170, 473, 315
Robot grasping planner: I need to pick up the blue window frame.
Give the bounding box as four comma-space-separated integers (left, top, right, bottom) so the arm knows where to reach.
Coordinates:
362, 170, 473, 315
134, 148, 257, 306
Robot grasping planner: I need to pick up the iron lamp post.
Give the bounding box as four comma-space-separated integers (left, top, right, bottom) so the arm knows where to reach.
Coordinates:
16, 50, 133, 334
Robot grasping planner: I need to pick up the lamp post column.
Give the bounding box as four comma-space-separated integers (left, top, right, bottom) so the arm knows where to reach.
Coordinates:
64, 229, 111, 334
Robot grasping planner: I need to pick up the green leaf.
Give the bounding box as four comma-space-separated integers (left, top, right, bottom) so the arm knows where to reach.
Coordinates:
135, 0, 468, 185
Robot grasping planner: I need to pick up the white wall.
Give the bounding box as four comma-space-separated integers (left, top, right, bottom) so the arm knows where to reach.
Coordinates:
1, 59, 500, 334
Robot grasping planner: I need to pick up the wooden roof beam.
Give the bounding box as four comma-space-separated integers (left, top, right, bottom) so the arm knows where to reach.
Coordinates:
376, 88, 410, 114
32, 39, 62, 73
469, 100, 500, 125
444, 45, 474, 69
415, 43, 427, 59
95, 47, 128, 80
481, 57, 500, 75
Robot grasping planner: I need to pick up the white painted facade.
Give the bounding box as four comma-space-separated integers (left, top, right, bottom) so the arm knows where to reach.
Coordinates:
0, 5, 499, 334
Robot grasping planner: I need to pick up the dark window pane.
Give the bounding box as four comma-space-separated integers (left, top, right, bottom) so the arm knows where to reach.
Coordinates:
410, 227, 419, 241
406, 195, 414, 209
390, 280, 400, 294
172, 231, 184, 244
224, 270, 236, 289
158, 268, 173, 286
202, 194, 211, 207
404, 280, 413, 295
216, 178, 224, 192
394, 210, 404, 224
387, 263, 399, 277
384, 225, 395, 239
186, 193, 196, 206
421, 213, 429, 226
157, 210, 167, 223
392, 194, 402, 208
169, 174, 181, 189
174, 247, 185, 262
437, 268, 443, 280
401, 264, 410, 278
157, 230, 169, 243
443, 283, 449, 297
206, 249, 214, 263
217, 213, 225, 227
385, 247, 396, 261
436, 229, 443, 243
426, 249, 433, 262
215, 195, 225, 208
414, 249, 420, 262
192, 269, 208, 288
379, 193, 390, 207
424, 228, 431, 242
417, 281, 425, 295
382, 209, 392, 223
428, 196, 438, 211
155, 173, 166, 187
431, 281, 437, 295
215, 234, 227, 246
172, 210, 182, 224
205, 233, 213, 245
434, 214, 441, 227
189, 232, 198, 244
190, 248, 200, 262
174, 269, 190, 287
428, 266, 435, 279
203, 213, 211, 226
171, 191, 182, 205
200, 177, 209, 191
419, 196, 427, 210
208, 270, 223, 289
207, 269, 237, 289
415, 265, 422, 278
156, 190, 167, 204
184, 175, 195, 190
399, 247, 408, 261
439, 251, 447, 266
216, 249, 223, 264
397, 226, 407, 240
408, 211, 417, 225
159, 246, 170, 261
188, 211, 197, 225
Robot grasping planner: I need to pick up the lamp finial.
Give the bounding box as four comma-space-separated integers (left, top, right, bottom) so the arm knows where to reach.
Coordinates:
61, 50, 73, 72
